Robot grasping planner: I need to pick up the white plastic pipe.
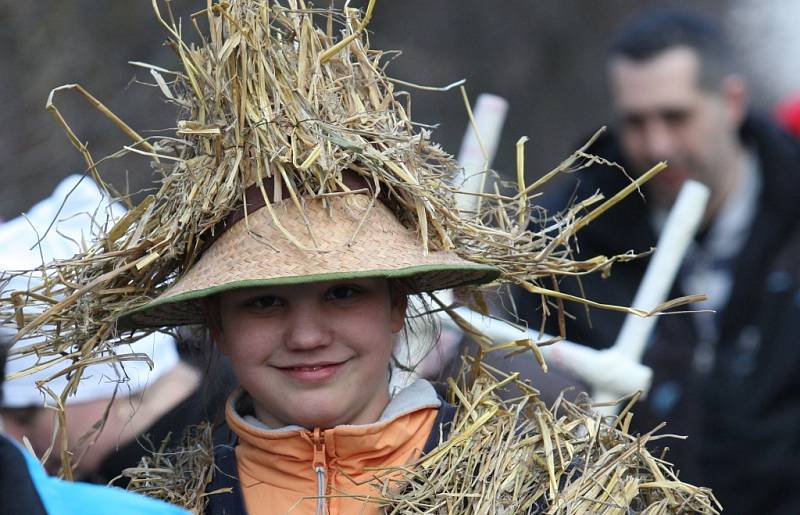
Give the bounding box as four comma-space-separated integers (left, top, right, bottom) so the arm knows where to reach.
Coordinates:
592, 179, 710, 412
436, 180, 709, 413
439, 306, 653, 398
609, 180, 710, 360
454, 93, 509, 215
394, 94, 508, 390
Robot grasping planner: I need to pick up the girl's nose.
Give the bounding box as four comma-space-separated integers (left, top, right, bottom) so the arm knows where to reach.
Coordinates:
284, 303, 333, 351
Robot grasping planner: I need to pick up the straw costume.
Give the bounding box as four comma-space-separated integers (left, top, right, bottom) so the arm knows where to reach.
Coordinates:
1, 0, 720, 513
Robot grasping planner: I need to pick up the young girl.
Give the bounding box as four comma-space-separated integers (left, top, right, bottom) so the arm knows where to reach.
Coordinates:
7, 1, 717, 513
120, 186, 498, 514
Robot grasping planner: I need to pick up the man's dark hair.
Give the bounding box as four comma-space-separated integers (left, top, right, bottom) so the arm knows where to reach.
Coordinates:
609, 8, 736, 90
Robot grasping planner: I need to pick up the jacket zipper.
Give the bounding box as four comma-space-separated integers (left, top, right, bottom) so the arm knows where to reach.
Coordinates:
312, 428, 328, 515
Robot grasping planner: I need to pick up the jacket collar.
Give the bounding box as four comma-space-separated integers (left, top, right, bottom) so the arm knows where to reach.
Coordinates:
225, 380, 440, 489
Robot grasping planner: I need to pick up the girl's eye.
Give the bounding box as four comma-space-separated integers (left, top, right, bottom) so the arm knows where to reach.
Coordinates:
325, 285, 360, 301
250, 296, 283, 309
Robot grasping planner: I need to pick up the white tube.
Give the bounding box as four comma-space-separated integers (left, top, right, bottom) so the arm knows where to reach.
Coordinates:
611, 180, 710, 361
454, 93, 509, 215
440, 307, 653, 397
396, 94, 508, 385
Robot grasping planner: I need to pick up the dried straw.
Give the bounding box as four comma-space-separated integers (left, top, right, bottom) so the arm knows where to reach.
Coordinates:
118, 423, 217, 514
378, 358, 720, 514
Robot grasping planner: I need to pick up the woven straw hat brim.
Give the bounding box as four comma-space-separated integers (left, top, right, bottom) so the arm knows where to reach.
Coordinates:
120, 194, 498, 329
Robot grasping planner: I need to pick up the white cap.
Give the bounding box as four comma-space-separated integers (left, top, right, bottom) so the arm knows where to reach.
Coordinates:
1, 175, 179, 408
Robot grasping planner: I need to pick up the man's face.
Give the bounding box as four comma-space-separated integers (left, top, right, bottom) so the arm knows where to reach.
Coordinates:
609, 47, 743, 210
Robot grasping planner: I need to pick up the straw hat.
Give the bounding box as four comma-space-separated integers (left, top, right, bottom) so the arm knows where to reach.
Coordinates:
122, 190, 499, 328
1, 0, 606, 407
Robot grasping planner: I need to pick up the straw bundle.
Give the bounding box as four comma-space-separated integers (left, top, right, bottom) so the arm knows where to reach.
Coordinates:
119, 423, 217, 513
2, 0, 689, 483
380, 359, 719, 514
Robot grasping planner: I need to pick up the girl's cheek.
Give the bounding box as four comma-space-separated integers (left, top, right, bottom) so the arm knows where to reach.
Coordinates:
236, 324, 280, 355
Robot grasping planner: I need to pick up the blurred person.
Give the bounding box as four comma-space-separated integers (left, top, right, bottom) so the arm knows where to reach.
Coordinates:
0, 175, 204, 482
0, 342, 190, 514
1, 328, 196, 480
515, 8, 800, 514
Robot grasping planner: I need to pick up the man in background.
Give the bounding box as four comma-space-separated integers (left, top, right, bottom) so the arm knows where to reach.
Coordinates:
516, 9, 800, 514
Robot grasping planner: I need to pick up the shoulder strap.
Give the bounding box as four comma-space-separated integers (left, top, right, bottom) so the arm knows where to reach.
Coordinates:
205, 424, 248, 515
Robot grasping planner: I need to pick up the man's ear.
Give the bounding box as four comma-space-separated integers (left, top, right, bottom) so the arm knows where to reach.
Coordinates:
390, 294, 407, 334
721, 74, 748, 128
203, 296, 228, 355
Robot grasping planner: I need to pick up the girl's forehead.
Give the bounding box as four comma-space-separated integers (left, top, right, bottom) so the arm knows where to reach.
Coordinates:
223, 277, 390, 298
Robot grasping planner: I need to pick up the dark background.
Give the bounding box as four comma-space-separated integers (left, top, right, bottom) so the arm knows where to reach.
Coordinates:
1, 1, 779, 220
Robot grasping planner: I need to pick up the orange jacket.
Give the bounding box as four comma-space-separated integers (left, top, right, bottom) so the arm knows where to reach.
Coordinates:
225, 380, 440, 515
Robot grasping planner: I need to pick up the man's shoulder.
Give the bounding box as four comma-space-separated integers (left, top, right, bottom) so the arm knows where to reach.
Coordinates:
742, 113, 800, 226
743, 112, 800, 149
743, 113, 800, 175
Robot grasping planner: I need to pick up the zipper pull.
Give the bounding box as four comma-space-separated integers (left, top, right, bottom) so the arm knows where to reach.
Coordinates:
312, 427, 326, 471
312, 428, 328, 515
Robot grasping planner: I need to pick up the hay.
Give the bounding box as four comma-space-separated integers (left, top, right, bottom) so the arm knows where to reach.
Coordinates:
118, 423, 217, 514
379, 358, 719, 514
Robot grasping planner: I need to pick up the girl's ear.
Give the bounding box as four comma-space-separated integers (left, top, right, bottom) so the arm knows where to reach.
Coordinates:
203, 296, 228, 355
389, 294, 407, 334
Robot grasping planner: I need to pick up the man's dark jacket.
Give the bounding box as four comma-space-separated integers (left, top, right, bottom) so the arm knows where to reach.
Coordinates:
516, 115, 800, 515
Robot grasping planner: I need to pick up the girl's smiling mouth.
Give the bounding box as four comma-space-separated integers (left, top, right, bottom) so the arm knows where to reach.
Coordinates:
276, 361, 347, 383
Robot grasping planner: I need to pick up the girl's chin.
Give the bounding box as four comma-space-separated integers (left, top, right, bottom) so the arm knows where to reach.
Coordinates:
268, 398, 386, 429
257, 397, 359, 428
253, 382, 390, 428
287, 410, 351, 429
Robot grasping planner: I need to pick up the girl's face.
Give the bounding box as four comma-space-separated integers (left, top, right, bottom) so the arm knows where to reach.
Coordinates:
211, 278, 406, 429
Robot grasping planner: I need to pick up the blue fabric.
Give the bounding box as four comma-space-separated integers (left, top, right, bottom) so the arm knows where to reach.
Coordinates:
12, 438, 189, 515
